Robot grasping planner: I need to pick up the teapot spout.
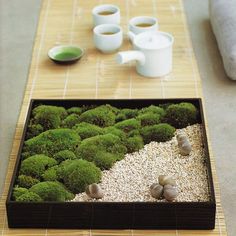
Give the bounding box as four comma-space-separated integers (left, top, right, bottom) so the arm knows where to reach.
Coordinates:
116, 51, 145, 66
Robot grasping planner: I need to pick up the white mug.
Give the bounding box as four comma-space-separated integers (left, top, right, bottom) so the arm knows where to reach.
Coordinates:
92, 4, 120, 26
129, 16, 158, 35
93, 24, 123, 53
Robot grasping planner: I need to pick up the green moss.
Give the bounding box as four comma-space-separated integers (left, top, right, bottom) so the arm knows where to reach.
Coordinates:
59, 159, 101, 193
32, 105, 67, 130
137, 112, 161, 127
12, 187, 28, 200
139, 105, 165, 117
73, 122, 104, 140
30, 181, 74, 201
115, 118, 141, 133
26, 123, 44, 139
23, 129, 81, 157
42, 166, 59, 181
79, 105, 116, 127
163, 102, 198, 128
77, 134, 127, 167
62, 114, 80, 128
16, 191, 43, 202
20, 155, 57, 178
141, 123, 175, 144
93, 151, 120, 170
103, 127, 127, 142
116, 108, 138, 122
126, 136, 144, 153
17, 175, 40, 188
53, 150, 77, 163
67, 107, 82, 115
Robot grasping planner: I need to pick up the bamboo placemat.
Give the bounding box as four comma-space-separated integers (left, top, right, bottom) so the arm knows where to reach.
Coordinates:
0, 0, 227, 235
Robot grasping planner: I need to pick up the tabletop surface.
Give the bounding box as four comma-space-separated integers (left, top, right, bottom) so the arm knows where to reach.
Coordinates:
0, 0, 227, 235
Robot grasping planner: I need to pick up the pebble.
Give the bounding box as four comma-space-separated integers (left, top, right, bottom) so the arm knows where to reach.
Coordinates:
150, 183, 163, 199
163, 185, 178, 202
85, 183, 104, 199
177, 133, 192, 156
158, 175, 177, 186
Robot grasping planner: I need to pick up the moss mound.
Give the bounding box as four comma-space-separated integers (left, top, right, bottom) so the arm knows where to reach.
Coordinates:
137, 112, 161, 127
77, 134, 127, 167
79, 105, 116, 127
17, 175, 40, 188
30, 181, 74, 201
115, 118, 141, 133
42, 166, 59, 181
139, 105, 165, 116
26, 123, 44, 139
53, 150, 77, 164
141, 123, 175, 144
23, 129, 81, 157
163, 102, 198, 128
32, 105, 67, 130
59, 159, 101, 193
73, 122, 104, 140
67, 107, 82, 115
12, 187, 28, 200
20, 155, 57, 179
116, 108, 138, 122
62, 114, 80, 128
126, 136, 144, 153
16, 191, 43, 202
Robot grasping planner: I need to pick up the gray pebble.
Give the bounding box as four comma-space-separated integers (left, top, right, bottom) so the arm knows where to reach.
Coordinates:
158, 175, 177, 186
85, 183, 104, 199
163, 185, 178, 202
177, 133, 192, 156
150, 183, 163, 199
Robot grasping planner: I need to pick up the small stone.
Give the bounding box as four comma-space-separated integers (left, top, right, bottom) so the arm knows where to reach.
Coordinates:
85, 183, 104, 199
177, 133, 192, 156
150, 183, 163, 199
163, 185, 178, 202
158, 175, 177, 186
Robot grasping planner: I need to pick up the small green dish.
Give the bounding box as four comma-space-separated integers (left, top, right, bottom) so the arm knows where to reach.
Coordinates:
48, 45, 84, 64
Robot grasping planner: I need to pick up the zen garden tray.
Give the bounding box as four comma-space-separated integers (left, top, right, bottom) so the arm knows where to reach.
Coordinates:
6, 98, 216, 229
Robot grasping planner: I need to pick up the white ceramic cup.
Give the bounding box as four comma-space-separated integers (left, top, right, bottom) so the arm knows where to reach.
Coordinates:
92, 4, 120, 26
129, 16, 158, 35
93, 24, 123, 53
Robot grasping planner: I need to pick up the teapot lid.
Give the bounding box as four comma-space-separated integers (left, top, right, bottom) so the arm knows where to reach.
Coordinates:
134, 31, 174, 50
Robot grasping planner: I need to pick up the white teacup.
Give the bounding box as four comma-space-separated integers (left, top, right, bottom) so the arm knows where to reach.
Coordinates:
129, 16, 158, 35
93, 24, 123, 53
92, 4, 120, 26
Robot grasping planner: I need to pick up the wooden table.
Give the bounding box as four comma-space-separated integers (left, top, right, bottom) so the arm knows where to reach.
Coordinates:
0, 0, 228, 235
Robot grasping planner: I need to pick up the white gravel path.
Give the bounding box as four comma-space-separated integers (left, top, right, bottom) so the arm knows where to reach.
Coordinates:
72, 124, 210, 202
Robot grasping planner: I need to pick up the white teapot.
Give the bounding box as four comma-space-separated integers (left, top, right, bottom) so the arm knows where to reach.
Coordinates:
116, 31, 174, 78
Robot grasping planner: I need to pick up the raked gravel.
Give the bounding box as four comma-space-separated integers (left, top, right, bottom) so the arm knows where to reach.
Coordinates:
72, 124, 210, 202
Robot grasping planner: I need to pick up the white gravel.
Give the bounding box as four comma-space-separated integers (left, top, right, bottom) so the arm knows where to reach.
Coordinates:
72, 124, 210, 202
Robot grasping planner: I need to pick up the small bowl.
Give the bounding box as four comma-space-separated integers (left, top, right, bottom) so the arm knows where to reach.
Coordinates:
48, 45, 84, 64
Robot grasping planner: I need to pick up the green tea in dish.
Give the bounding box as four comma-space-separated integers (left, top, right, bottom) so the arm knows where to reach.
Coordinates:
102, 32, 116, 35
54, 52, 80, 61
98, 11, 114, 15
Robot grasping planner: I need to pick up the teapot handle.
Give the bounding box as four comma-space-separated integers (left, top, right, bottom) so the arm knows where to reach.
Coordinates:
116, 51, 145, 66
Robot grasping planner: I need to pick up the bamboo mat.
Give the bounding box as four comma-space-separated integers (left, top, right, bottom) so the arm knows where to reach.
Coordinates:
0, 0, 228, 235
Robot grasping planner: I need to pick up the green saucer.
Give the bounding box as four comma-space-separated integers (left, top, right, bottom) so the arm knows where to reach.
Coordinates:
48, 45, 84, 64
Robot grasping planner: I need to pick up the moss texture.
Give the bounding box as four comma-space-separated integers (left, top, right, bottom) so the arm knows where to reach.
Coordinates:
163, 102, 198, 128
58, 159, 101, 193
141, 123, 176, 144
30, 181, 74, 202
23, 129, 81, 158
14, 102, 198, 202
20, 155, 57, 179
73, 122, 104, 140
17, 175, 40, 188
